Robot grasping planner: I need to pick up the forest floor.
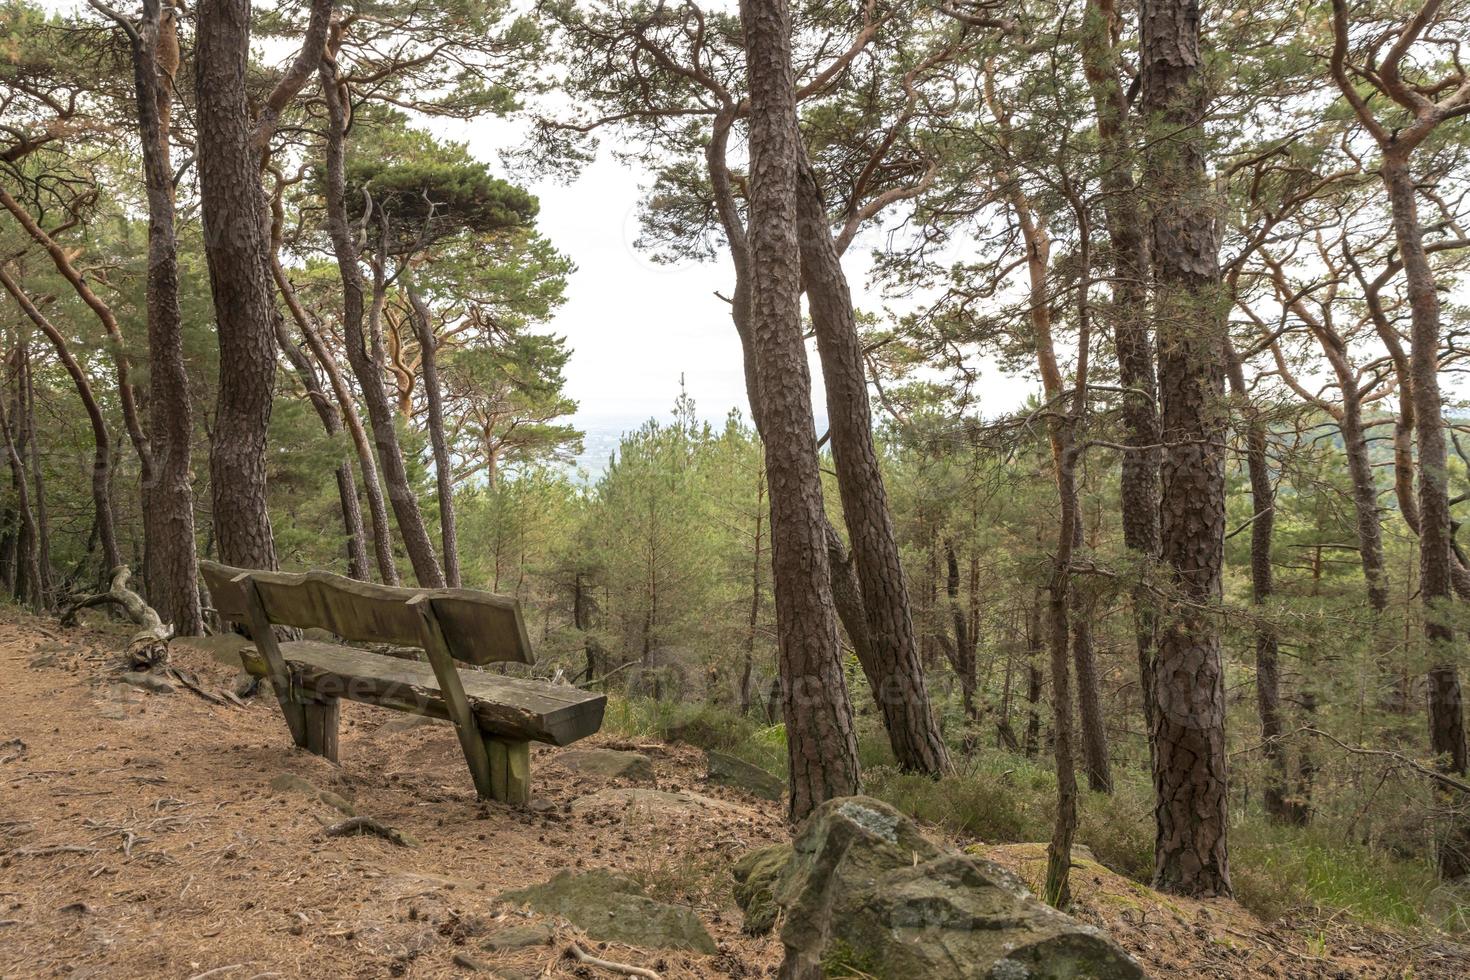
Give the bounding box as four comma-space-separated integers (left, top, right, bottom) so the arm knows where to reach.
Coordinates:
1, 610, 1467, 979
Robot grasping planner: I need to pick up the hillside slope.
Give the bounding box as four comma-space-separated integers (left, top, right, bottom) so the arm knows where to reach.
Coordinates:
0, 612, 1463, 979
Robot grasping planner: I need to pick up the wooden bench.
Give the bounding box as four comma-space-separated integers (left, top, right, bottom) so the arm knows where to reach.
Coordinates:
200, 561, 606, 804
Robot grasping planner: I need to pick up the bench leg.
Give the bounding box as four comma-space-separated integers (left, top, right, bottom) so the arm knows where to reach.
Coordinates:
302, 697, 340, 762
484, 736, 530, 804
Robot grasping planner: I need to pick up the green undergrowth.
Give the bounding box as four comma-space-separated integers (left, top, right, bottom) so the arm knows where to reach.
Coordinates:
602, 695, 1448, 935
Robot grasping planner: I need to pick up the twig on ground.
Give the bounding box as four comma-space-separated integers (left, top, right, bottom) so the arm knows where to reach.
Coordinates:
167, 667, 227, 706
567, 942, 662, 979
321, 816, 416, 848
185, 966, 246, 980
6, 844, 99, 858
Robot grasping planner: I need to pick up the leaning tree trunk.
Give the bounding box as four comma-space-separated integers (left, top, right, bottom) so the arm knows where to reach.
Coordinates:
796, 157, 951, 777
195, 0, 279, 571
0, 266, 123, 573
1383, 153, 1470, 877
741, 0, 860, 823
319, 49, 444, 588
1081, 0, 1161, 746
1142, 0, 1232, 898
286, 273, 399, 585
408, 284, 460, 587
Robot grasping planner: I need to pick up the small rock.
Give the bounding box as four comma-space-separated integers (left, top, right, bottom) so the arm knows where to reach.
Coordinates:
570, 788, 747, 816
527, 799, 557, 814
481, 920, 556, 951
269, 772, 357, 816
500, 869, 716, 954
233, 673, 260, 699
118, 671, 174, 695
556, 748, 655, 780
451, 951, 491, 972
705, 751, 785, 801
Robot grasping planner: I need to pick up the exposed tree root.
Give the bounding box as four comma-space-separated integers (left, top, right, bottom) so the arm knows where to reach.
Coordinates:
320, 816, 417, 848
60, 565, 173, 669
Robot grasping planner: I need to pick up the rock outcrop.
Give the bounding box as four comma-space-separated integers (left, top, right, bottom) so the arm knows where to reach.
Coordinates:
734, 796, 1145, 979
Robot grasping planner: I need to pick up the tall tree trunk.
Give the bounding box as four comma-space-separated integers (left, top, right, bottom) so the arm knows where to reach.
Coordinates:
1225, 341, 1303, 824
21, 342, 51, 602
318, 45, 444, 587
0, 369, 40, 608
795, 158, 950, 776
993, 157, 1111, 794
1384, 154, 1470, 876
407, 284, 460, 587
1081, 0, 1161, 744
707, 106, 927, 771
744, 471, 766, 715
1141, 0, 1232, 897
112, 0, 203, 632
945, 540, 977, 719
195, 0, 280, 570
0, 266, 122, 572
741, 0, 860, 822
1024, 592, 1043, 759
1044, 429, 1082, 908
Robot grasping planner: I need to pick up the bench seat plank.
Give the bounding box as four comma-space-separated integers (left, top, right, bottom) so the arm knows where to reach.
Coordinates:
237, 640, 605, 747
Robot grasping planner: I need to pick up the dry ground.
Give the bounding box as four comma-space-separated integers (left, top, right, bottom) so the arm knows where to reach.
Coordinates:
0, 611, 1464, 979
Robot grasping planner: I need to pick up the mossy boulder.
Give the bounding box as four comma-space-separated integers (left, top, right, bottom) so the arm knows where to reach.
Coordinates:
735, 796, 1144, 979
732, 844, 790, 934
706, 751, 785, 801
499, 869, 715, 954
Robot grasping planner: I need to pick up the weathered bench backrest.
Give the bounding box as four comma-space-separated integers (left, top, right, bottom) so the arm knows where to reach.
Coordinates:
200, 561, 533, 666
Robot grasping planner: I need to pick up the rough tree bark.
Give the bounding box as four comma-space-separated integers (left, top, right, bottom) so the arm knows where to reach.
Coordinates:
195, 0, 281, 569
706, 104, 930, 773
741, 0, 860, 821
319, 38, 445, 587
102, 0, 203, 633
1142, 0, 1232, 897
796, 158, 951, 776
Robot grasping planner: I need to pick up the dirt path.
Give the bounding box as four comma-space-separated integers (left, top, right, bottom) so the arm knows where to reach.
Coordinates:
2, 612, 1465, 979
0, 615, 783, 979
